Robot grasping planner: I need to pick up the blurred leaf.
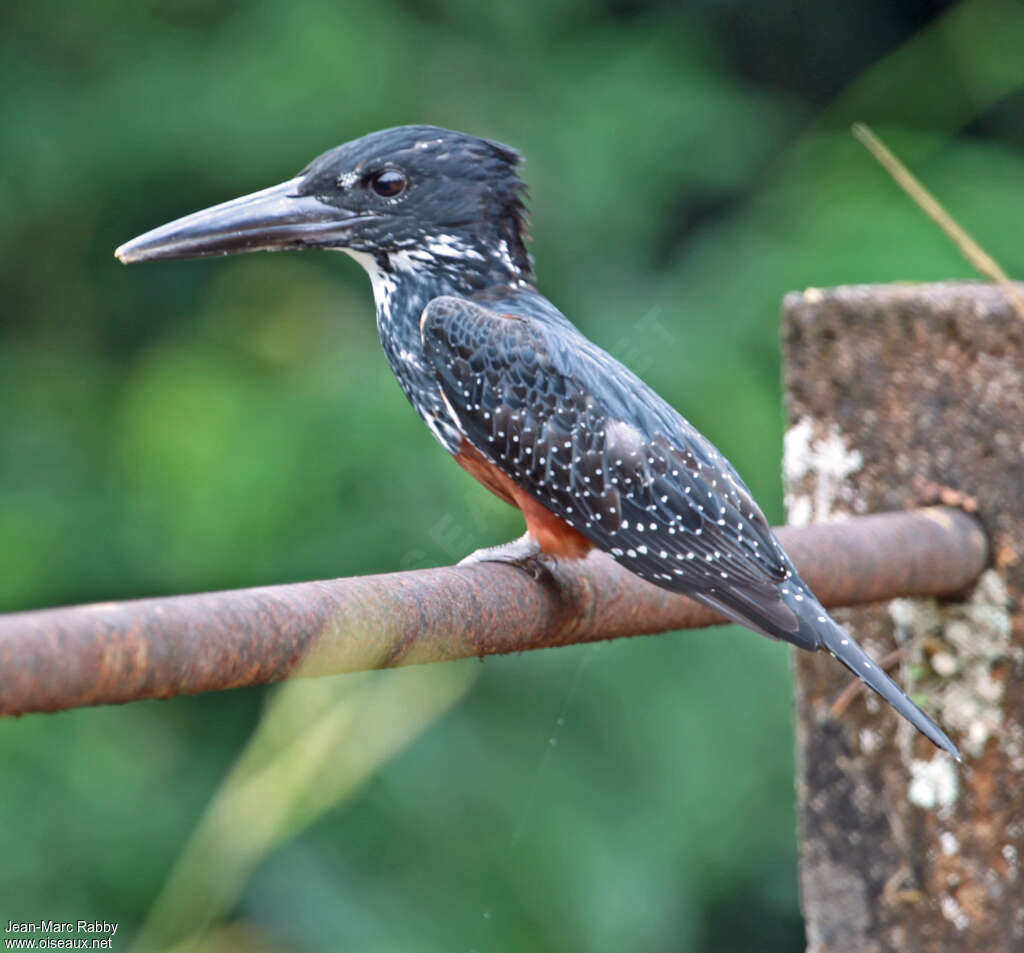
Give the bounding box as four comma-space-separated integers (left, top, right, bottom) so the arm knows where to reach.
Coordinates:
133, 664, 476, 953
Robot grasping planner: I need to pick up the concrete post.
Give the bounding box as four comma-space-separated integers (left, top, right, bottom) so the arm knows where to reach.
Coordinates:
783, 283, 1024, 952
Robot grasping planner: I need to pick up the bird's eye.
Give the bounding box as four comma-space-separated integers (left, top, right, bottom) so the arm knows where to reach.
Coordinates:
370, 170, 407, 198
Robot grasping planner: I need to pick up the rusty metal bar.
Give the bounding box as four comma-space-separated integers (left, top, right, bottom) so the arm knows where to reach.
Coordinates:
0, 506, 986, 717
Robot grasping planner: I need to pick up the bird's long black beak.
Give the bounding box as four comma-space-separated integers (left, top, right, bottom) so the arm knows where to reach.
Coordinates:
115, 177, 376, 264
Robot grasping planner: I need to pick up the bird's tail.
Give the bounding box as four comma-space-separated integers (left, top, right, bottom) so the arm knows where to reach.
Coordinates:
696, 584, 960, 760
804, 603, 959, 760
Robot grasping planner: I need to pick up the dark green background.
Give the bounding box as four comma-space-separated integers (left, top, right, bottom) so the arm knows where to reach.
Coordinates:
2, 1, 1022, 950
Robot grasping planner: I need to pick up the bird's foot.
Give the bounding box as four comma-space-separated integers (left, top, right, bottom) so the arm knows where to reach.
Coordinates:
458, 533, 554, 580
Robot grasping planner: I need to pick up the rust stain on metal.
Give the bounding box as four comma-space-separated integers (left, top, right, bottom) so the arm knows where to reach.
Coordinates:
0, 505, 986, 718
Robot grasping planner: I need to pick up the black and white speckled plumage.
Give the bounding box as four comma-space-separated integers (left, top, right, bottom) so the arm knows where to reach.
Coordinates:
115, 125, 959, 759
296, 126, 534, 453
420, 290, 809, 639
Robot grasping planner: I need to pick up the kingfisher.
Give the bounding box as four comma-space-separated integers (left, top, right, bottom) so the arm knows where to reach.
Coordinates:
116, 125, 958, 759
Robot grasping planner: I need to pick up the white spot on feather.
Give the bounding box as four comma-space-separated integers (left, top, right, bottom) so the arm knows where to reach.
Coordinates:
425, 233, 485, 261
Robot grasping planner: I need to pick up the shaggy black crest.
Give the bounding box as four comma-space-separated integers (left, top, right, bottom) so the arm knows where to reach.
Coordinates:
298, 125, 532, 278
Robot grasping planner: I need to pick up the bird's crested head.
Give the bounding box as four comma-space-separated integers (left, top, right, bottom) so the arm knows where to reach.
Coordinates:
116, 125, 532, 284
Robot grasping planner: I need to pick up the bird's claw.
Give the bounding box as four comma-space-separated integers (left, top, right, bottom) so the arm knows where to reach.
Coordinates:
458, 534, 555, 580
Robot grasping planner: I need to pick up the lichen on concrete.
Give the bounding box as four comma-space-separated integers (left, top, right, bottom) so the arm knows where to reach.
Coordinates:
908, 755, 959, 810
783, 416, 864, 527
889, 570, 1014, 759
783, 282, 1024, 953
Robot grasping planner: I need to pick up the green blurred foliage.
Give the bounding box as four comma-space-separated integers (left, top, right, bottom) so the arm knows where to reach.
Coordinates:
1, 0, 1022, 950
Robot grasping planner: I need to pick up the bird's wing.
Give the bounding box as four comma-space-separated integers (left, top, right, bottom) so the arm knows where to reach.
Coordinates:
420, 295, 813, 648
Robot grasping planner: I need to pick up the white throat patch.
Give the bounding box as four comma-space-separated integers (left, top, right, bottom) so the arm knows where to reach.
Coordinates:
343, 249, 398, 320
